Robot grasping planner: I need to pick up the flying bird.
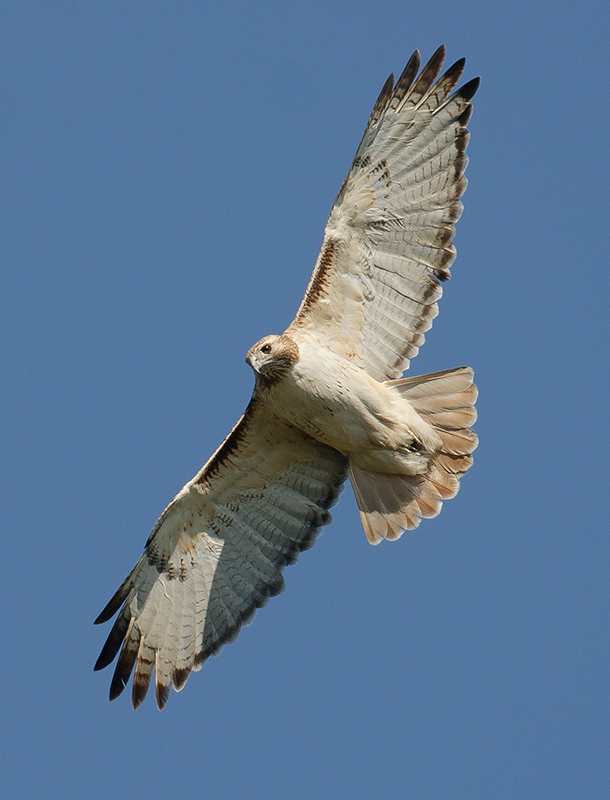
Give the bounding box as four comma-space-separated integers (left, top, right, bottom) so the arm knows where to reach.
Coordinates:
95, 46, 480, 709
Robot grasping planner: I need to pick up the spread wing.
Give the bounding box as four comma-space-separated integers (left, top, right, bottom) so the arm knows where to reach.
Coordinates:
94, 402, 347, 709
288, 46, 480, 381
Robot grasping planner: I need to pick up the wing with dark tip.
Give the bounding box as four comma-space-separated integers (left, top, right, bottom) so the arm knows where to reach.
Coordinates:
95, 401, 347, 709
289, 46, 480, 381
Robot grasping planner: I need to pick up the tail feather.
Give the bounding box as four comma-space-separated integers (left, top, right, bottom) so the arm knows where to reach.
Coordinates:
349, 366, 478, 544
428, 407, 477, 428
435, 426, 478, 455
350, 468, 426, 542
427, 461, 459, 499
436, 451, 473, 474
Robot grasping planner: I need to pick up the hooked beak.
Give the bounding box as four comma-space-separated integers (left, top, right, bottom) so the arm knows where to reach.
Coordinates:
246, 350, 259, 373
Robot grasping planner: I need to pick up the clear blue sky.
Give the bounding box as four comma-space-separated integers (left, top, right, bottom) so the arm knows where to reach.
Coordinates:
2, 2, 609, 798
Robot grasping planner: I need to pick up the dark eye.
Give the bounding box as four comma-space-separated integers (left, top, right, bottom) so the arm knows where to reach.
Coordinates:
261, 344, 272, 354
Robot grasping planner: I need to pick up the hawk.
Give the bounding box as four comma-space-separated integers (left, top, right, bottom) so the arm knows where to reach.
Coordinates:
95, 46, 480, 709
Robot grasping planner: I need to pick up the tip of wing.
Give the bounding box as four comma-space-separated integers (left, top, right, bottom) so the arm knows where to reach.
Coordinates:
370, 72, 395, 122
94, 591, 127, 625
456, 76, 481, 102
94, 609, 131, 672
171, 666, 192, 692
406, 45, 446, 105
393, 49, 421, 101
108, 622, 140, 701
94, 564, 138, 624
156, 680, 170, 711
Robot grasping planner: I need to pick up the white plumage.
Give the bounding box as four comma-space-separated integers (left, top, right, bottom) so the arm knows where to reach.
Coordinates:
95, 46, 479, 708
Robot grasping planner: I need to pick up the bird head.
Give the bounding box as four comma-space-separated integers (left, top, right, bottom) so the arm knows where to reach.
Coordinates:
246, 334, 300, 383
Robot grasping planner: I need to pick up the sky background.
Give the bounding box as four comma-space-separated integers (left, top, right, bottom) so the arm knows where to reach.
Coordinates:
2, 1, 609, 798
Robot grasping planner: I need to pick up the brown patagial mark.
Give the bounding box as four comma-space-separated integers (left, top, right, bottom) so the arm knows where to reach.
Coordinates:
194, 405, 257, 485
294, 239, 337, 320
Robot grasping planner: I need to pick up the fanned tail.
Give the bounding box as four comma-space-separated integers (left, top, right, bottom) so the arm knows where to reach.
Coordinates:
349, 366, 478, 544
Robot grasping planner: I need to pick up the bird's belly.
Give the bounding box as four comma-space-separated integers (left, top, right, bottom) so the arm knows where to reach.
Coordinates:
277, 384, 375, 453
268, 353, 435, 473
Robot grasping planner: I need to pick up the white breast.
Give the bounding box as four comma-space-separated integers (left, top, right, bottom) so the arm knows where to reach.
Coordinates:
267, 334, 438, 460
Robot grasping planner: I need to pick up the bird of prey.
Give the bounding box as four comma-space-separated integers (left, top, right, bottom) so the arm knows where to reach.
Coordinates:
95, 46, 480, 709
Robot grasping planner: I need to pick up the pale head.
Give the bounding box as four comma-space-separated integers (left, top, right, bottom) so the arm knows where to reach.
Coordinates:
246, 334, 300, 384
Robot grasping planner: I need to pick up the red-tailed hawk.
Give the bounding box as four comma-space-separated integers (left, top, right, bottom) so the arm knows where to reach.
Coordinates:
95, 46, 480, 709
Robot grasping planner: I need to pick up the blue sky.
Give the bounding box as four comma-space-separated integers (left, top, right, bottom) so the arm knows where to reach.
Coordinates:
2, 1, 609, 798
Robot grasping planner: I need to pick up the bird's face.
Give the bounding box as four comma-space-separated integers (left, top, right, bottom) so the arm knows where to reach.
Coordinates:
246, 334, 300, 383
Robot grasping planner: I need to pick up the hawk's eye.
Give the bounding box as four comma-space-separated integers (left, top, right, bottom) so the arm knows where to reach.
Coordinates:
261, 344, 272, 354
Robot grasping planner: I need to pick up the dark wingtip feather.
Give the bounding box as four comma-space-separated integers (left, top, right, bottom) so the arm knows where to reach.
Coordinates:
424, 44, 446, 79
172, 667, 191, 692
457, 76, 480, 102
108, 632, 140, 701
94, 604, 117, 626
94, 575, 133, 624
156, 681, 170, 710
370, 73, 394, 120
394, 50, 421, 97
131, 655, 155, 709
132, 678, 150, 710
436, 57, 466, 97
109, 674, 127, 702
407, 45, 446, 104
94, 650, 113, 672
445, 56, 466, 79
94, 610, 131, 671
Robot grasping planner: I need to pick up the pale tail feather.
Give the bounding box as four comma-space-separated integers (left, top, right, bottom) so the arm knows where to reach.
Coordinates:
349, 366, 478, 544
